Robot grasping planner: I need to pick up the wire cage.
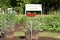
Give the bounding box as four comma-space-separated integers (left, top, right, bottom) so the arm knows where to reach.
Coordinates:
0, 8, 16, 35
25, 15, 40, 40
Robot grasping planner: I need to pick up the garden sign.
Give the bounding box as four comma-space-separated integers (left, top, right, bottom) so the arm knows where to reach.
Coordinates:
25, 4, 42, 15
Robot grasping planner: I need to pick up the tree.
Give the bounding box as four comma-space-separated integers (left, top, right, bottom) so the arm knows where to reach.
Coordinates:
0, 0, 11, 8
14, 0, 31, 14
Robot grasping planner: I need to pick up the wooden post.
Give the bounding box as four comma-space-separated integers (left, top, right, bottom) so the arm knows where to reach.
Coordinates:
25, 31, 31, 40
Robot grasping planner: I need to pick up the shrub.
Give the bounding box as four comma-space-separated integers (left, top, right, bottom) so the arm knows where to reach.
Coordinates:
28, 15, 60, 32
14, 15, 27, 24
38, 15, 60, 32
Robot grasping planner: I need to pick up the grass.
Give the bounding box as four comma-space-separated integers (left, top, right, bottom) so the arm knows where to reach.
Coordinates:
39, 32, 60, 39
14, 32, 25, 37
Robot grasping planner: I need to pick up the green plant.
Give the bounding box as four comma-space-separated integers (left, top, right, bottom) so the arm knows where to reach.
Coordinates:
31, 15, 60, 32
14, 15, 27, 24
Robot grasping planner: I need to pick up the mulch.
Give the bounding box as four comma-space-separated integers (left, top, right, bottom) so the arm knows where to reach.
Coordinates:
0, 37, 60, 40
14, 23, 26, 31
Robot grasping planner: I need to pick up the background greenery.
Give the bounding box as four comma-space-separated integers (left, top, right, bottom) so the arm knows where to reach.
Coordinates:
0, 0, 60, 14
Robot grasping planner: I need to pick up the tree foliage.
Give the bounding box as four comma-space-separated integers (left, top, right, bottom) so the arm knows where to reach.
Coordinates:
14, 0, 31, 13
10, 0, 17, 7
0, 0, 11, 8
0, 0, 60, 14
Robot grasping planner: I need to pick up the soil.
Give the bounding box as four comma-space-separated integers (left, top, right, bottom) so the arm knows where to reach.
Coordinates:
1, 30, 59, 40
1, 24, 60, 40
14, 23, 26, 31
32, 30, 39, 35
